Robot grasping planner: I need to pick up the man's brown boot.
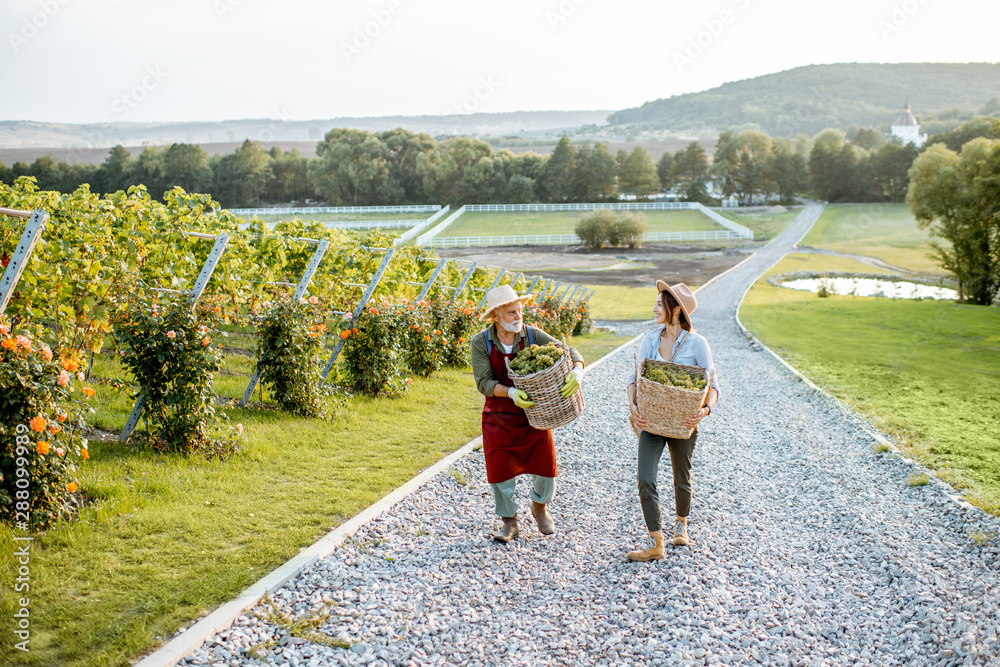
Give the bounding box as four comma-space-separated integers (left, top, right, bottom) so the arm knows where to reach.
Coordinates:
493, 516, 518, 543
672, 517, 690, 546
626, 534, 665, 562
531, 501, 555, 535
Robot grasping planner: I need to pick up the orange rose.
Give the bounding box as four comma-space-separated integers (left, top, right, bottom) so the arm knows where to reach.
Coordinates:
36, 441, 49, 455
16, 335, 31, 351
48, 424, 61, 435
59, 370, 70, 387
340, 330, 351, 339
81, 448, 89, 461
66, 482, 79, 493
57, 412, 67, 423
29, 416, 46, 432
459, 337, 465, 343
202, 337, 210, 346
40, 345, 53, 362
62, 359, 79, 372
464, 308, 471, 315
370, 308, 379, 315
424, 335, 430, 342
352, 328, 358, 335
1, 338, 14, 351
83, 387, 95, 397
408, 305, 415, 311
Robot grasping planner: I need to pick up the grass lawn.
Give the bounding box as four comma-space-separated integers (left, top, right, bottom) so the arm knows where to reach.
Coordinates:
441, 210, 719, 238
740, 253, 1000, 515
583, 284, 657, 321
715, 207, 802, 242
800, 203, 945, 276
0, 331, 629, 667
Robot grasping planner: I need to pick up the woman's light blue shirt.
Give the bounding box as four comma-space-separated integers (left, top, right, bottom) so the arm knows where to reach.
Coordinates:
629, 326, 720, 394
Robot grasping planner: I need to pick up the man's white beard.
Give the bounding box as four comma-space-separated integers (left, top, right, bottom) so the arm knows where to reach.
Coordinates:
499, 318, 522, 333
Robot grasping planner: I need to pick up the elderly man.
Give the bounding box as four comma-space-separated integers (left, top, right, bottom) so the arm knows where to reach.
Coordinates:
471, 285, 584, 543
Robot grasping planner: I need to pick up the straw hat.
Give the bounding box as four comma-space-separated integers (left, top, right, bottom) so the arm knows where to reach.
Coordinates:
479, 284, 534, 321
655, 280, 697, 327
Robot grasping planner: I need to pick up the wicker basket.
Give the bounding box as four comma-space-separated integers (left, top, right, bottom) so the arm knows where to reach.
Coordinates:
505, 340, 584, 430
634, 354, 710, 439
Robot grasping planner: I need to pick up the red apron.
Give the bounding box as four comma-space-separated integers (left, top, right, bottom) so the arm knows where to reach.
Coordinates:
481, 336, 557, 484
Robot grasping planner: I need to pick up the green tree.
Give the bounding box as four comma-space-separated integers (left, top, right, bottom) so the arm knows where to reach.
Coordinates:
617, 146, 659, 198
655, 151, 673, 190
265, 147, 313, 203
541, 135, 576, 202
162, 143, 213, 195
211, 140, 274, 207
95, 145, 134, 194
572, 142, 616, 201
907, 139, 1000, 305
670, 142, 711, 203
873, 138, 918, 202
309, 129, 387, 205
771, 137, 808, 204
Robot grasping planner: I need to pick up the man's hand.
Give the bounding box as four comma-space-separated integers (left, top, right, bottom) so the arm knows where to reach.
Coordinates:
510, 388, 534, 408
560, 367, 584, 398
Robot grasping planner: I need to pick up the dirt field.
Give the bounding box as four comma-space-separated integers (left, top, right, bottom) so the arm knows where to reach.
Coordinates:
437, 242, 752, 288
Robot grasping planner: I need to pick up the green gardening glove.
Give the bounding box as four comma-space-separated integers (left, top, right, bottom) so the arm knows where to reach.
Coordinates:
560, 368, 584, 398
510, 388, 534, 408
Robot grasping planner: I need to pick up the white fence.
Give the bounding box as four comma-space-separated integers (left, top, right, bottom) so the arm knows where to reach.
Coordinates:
227, 205, 442, 216
463, 202, 699, 212
427, 229, 748, 248
415, 201, 753, 246
393, 206, 451, 246
320, 219, 425, 230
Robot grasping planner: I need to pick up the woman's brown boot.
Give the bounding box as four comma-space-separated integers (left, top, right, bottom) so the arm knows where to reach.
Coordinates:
493, 516, 518, 543
626, 533, 665, 561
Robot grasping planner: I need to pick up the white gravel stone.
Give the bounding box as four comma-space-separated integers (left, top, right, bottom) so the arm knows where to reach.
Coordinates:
180, 203, 1000, 667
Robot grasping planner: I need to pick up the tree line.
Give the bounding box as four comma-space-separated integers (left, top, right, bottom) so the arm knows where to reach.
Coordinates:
0, 117, 997, 213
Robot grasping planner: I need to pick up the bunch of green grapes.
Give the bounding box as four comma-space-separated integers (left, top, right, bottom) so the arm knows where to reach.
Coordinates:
644, 364, 707, 391
509, 343, 563, 376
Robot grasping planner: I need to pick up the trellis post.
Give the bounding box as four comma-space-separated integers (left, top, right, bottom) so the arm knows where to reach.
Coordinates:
449, 262, 478, 304
121, 233, 231, 444
240, 239, 330, 406
476, 269, 507, 309
416, 258, 449, 301
525, 276, 542, 296
0, 208, 49, 317
319, 247, 396, 382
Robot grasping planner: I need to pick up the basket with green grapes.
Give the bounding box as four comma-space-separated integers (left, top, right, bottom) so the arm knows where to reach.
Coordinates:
635, 355, 710, 439
505, 340, 584, 430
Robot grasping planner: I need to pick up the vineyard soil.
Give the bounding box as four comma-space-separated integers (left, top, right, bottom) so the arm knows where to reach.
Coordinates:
437, 243, 751, 289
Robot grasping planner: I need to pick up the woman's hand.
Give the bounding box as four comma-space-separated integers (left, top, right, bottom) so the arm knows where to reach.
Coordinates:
630, 402, 650, 432
683, 405, 710, 429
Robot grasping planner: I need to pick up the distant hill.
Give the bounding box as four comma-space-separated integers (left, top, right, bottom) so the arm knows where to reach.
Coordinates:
608, 63, 1000, 137
0, 111, 611, 152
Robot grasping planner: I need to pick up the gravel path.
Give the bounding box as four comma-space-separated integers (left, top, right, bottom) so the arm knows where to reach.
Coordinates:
182, 203, 1000, 666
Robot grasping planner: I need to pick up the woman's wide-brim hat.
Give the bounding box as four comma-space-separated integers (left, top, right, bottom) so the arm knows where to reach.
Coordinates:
479, 284, 534, 321
655, 280, 697, 327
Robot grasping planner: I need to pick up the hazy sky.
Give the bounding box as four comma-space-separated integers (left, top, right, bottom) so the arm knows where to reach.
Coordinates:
2, 0, 998, 125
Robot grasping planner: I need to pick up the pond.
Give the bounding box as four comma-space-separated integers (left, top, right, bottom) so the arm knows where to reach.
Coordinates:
780, 277, 958, 300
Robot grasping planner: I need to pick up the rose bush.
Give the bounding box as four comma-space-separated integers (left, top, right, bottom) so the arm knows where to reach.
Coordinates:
112, 293, 242, 457
255, 294, 330, 417
340, 301, 408, 397
0, 326, 95, 529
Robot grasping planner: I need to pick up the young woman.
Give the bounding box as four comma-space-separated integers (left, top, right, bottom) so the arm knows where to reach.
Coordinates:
625, 281, 719, 560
